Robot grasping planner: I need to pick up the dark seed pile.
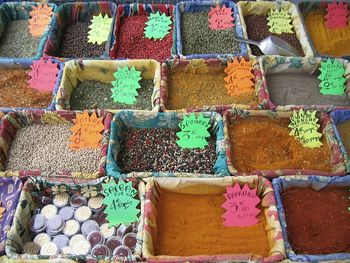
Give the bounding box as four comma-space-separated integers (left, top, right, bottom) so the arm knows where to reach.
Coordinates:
5, 124, 101, 173
181, 10, 240, 55
70, 79, 154, 110
117, 128, 217, 174
244, 14, 304, 56
0, 20, 40, 58
59, 22, 106, 58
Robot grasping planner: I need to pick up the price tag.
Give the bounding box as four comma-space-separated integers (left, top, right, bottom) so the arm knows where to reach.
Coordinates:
144, 11, 172, 39
102, 179, 140, 226
267, 9, 293, 34
28, 58, 59, 92
325, 1, 349, 29
88, 14, 113, 45
176, 113, 211, 149
222, 183, 260, 227
208, 5, 234, 30
318, 58, 346, 95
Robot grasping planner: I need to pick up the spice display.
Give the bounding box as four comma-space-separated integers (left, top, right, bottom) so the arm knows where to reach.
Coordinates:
0, 20, 40, 58
281, 187, 350, 254
244, 14, 303, 56
26, 192, 138, 257
228, 117, 332, 173
5, 124, 101, 173
266, 72, 350, 107
70, 79, 154, 110
304, 9, 350, 56
115, 15, 173, 62
181, 11, 240, 55
336, 119, 350, 156
59, 21, 105, 58
117, 128, 216, 174
0, 69, 52, 108
155, 190, 269, 256
166, 71, 257, 110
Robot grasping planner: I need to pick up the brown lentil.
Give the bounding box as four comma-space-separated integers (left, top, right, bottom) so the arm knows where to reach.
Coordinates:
0, 69, 52, 108
5, 124, 101, 173
117, 128, 216, 174
59, 22, 106, 58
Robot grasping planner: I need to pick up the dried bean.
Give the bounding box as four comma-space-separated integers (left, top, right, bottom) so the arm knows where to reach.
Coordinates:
5, 124, 101, 173
60, 22, 105, 58
0, 20, 40, 58
117, 128, 216, 174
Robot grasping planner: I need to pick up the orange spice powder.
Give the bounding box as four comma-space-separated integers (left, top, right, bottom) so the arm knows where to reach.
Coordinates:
0, 69, 52, 108
304, 10, 350, 56
229, 117, 332, 173
155, 190, 270, 257
166, 71, 258, 110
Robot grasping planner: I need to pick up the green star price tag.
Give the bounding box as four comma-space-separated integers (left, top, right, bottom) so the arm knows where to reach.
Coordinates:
111, 66, 142, 105
289, 109, 322, 148
318, 58, 346, 95
88, 14, 113, 45
144, 11, 172, 39
102, 179, 140, 227
267, 9, 293, 34
176, 113, 211, 149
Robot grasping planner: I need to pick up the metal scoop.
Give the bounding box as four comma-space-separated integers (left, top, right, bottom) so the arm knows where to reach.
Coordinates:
233, 35, 300, 56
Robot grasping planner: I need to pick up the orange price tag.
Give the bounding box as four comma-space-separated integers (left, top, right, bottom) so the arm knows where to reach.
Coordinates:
29, 4, 53, 37
69, 111, 104, 150
224, 57, 255, 96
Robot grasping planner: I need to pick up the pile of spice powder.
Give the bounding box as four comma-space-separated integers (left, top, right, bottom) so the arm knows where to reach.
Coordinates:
70, 79, 154, 110
117, 128, 216, 173
115, 14, 173, 62
59, 21, 106, 58
5, 124, 101, 173
336, 120, 350, 156
166, 70, 257, 110
181, 10, 240, 55
0, 20, 40, 58
244, 14, 303, 56
155, 190, 270, 256
281, 187, 350, 254
228, 117, 332, 173
0, 69, 52, 108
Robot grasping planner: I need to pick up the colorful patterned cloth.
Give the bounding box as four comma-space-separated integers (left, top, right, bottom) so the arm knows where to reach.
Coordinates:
5, 176, 145, 262
143, 176, 285, 262
223, 109, 346, 177
237, 1, 314, 57
0, 2, 57, 60
43, 2, 116, 59
55, 59, 161, 112
158, 57, 267, 113
273, 175, 350, 262
0, 110, 112, 179
106, 110, 229, 178
0, 177, 22, 256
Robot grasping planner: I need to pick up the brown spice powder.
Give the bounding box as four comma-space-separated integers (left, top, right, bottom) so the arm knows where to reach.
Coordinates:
155, 190, 270, 257
336, 120, 350, 157
166, 71, 258, 110
0, 69, 52, 108
281, 187, 350, 254
228, 117, 332, 173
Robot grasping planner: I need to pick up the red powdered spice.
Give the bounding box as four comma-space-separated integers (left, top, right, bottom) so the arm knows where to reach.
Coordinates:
115, 15, 173, 62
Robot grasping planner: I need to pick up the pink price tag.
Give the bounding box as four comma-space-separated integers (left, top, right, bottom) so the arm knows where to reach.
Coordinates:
208, 5, 234, 30
28, 58, 59, 92
222, 183, 260, 227
325, 1, 349, 29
